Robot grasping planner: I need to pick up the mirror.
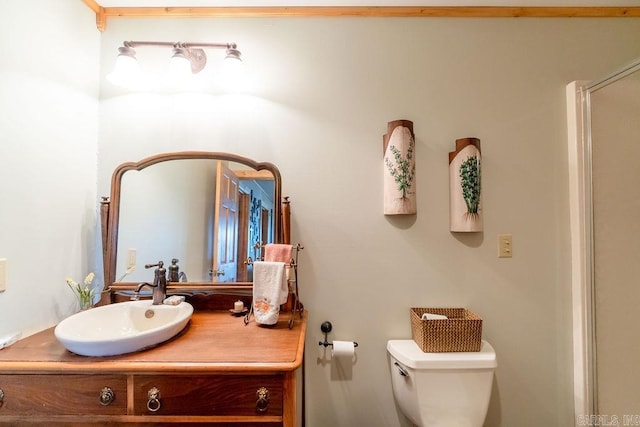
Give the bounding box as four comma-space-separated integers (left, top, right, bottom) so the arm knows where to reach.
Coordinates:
102, 151, 282, 291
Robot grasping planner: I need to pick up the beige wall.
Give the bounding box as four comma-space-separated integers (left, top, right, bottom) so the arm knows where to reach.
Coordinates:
0, 0, 100, 337
591, 74, 640, 417
95, 17, 640, 426
2, 5, 639, 425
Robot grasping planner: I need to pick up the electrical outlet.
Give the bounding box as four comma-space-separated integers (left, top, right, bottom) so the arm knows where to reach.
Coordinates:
498, 234, 513, 258
0, 258, 7, 292
127, 249, 136, 269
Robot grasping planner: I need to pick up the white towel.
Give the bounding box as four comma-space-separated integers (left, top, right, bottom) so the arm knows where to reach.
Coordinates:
253, 261, 288, 325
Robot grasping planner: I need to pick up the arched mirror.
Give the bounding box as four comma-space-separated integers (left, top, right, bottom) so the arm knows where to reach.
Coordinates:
101, 151, 283, 295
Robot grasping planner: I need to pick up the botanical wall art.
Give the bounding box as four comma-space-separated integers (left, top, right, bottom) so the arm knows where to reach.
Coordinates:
383, 120, 416, 215
449, 137, 482, 232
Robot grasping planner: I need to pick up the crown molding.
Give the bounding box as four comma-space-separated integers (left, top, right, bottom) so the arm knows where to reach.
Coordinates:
82, 1, 640, 32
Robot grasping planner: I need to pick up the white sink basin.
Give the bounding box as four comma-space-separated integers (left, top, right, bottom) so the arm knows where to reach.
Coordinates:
54, 300, 193, 357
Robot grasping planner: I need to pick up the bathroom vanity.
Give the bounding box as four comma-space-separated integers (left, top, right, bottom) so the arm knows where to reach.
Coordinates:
0, 310, 306, 425
0, 151, 306, 424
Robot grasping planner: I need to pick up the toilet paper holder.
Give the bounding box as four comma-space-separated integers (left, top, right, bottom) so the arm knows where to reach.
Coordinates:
318, 321, 359, 348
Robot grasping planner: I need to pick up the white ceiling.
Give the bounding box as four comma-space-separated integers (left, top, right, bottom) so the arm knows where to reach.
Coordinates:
96, 1, 640, 7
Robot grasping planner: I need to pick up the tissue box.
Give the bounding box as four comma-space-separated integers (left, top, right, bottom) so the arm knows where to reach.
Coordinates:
410, 307, 482, 352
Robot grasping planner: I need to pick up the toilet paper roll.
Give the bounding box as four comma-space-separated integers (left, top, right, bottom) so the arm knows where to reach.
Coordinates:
332, 340, 355, 358
422, 312, 448, 320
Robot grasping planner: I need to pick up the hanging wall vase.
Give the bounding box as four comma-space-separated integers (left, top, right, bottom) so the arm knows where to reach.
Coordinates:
449, 137, 482, 232
383, 120, 416, 215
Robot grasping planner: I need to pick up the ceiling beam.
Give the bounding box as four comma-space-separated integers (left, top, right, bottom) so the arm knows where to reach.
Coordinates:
82, 0, 102, 13
82, 0, 107, 31
82, 4, 640, 32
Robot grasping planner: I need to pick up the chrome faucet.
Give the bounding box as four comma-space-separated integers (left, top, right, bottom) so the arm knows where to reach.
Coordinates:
132, 261, 167, 305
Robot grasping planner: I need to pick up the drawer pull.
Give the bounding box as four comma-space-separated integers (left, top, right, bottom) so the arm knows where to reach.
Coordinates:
0, 388, 4, 408
99, 387, 115, 406
147, 387, 162, 412
256, 387, 269, 412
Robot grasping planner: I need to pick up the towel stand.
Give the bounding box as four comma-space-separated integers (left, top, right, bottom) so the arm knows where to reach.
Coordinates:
244, 243, 304, 329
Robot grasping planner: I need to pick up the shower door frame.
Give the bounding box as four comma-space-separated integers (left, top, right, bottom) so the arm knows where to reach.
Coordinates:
567, 58, 640, 424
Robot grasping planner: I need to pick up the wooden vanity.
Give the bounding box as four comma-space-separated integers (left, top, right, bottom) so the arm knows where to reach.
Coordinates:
0, 310, 306, 426
0, 151, 306, 425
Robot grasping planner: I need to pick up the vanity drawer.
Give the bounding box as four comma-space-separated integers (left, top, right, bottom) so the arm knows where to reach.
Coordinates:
0, 374, 127, 415
133, 374, 284, 416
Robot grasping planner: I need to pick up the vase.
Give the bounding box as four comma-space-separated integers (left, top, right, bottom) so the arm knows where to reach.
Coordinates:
78, 295, 94, 311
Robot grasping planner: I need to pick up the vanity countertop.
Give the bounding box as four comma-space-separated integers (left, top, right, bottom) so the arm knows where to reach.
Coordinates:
0, 310, 307, 373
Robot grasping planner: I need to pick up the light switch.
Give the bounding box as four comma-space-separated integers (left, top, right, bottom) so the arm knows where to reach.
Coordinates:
498, 234, 513, 258
127, 249, 136, 269
0, 258, 7, 292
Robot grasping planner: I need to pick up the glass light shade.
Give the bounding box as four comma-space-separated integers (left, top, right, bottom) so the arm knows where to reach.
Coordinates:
168, 55, 193, 78
106, 55, 145, 89
220, 54, 247, 91
165, 55, 202, 90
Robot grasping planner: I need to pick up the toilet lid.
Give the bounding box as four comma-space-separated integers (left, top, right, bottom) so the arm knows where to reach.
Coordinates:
387, 340, 497, 369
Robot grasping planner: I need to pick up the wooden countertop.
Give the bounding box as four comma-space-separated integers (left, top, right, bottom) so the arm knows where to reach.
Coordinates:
0, 310, 307, 374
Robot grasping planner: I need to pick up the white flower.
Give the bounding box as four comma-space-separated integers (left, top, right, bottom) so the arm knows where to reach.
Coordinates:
66, 272, 96, 309
84, 272, 95, 285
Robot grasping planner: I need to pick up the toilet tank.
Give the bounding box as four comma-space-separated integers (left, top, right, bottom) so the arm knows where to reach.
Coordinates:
387, 340, 497, 427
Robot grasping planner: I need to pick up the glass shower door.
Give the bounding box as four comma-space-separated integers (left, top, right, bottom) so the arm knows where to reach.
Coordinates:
589, 65, 640, 419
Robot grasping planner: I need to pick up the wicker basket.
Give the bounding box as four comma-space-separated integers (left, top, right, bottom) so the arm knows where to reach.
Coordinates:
410, 307, 482, 352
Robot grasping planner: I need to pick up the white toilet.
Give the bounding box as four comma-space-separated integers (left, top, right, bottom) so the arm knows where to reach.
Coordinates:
387, 339, 497, 427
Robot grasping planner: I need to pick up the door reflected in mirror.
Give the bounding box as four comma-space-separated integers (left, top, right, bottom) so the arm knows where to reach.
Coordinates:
115, 158, 276, 284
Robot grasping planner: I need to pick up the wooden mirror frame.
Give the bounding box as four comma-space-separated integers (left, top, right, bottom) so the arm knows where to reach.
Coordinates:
100, 151, 283, 300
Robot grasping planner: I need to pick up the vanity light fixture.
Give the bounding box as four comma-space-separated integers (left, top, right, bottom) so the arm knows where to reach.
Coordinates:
107, 41, 242, 89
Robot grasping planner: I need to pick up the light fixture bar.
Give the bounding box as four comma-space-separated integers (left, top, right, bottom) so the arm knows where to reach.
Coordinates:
121, 41, 237, 50
108, 40, 243, 89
